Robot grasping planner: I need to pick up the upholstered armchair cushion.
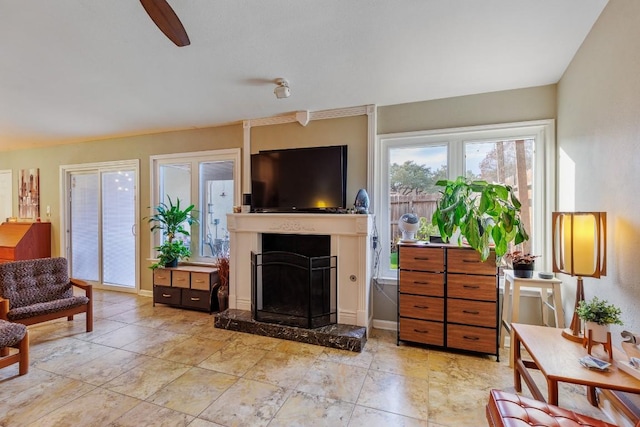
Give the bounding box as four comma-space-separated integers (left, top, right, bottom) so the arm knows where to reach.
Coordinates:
487, 389, 617, 427
7, 297, 89, 321
0, 257, 93, 332
0, 320, 27, 348
0, 257, 74, 308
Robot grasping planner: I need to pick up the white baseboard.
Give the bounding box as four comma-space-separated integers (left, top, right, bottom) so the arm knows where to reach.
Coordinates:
372, 319, 397, 331
139, 289, 152, 298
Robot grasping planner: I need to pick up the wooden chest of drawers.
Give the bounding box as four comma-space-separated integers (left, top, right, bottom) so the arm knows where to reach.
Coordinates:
153, 265, 219, 312
398, 243, 499, 360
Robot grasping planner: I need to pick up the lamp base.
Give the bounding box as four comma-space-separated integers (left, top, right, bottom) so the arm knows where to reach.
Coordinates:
561, 328, 584, 343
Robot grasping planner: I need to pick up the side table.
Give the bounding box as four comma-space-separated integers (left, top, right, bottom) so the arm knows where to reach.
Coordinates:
512, 323, 640, 407
502, 270, 564, 365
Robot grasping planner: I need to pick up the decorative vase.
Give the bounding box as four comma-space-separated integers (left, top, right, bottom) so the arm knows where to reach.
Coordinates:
585, 321, 610, 343
217, 286, 228, 312
513, 262, 534, 278
165, 258, 178, 268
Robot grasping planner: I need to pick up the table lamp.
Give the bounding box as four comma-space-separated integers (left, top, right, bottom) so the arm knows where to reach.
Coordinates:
551, 212, 606, 342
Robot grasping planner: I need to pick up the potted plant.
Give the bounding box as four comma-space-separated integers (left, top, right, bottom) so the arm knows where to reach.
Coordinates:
215, 253, 230, 311
504, 251, 540, 278
432, 177, 529, 261
576, 296, 623, 342
146, 196, 199, 269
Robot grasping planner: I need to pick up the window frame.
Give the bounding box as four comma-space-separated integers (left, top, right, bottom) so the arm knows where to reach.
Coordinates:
374, 120, 555, 281
149, 148, 241, 264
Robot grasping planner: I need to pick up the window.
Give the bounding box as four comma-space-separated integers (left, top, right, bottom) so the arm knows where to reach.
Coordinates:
375, 121, 555, 280
151, 149, 241, 263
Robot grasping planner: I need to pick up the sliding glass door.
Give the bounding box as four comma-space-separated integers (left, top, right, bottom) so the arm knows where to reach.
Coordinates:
65, 161, 139, 291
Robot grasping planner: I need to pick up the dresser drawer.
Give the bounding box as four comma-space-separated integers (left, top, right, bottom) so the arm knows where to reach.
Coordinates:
447, 299, 496, 328
399, 246, 444, 272
447, 249, 496, 275
447, 274, 496, 302
153, 269, 171, 286
153, 285, 181, 305
181, 289, 211, 310
399, 317, 444, 346
399, 271, 444, 297
190, 272, 211, 291
172, 270, 190, 288
399, 294, 444, 321
447, 324, 496, 354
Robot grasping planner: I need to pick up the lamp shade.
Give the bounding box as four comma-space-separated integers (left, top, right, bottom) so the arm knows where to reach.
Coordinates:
552, 212, 606, 278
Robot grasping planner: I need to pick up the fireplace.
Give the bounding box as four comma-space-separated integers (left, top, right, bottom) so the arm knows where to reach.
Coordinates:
226, 213, 372, 328
251, 234, 337, 328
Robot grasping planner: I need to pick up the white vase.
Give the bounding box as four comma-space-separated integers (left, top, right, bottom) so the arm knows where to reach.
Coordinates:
585, 321, 610, 343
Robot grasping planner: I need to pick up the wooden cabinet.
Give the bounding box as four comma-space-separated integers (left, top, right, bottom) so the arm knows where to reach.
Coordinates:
153, 265, 219, 313
398, 243, 499, 360
0, 222, 51, 263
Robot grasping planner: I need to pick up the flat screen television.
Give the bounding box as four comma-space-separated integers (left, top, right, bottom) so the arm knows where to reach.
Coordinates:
251, 145, 347, 213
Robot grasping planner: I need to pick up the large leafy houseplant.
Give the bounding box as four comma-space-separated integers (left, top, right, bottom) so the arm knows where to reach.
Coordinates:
432, 177, 529, 261
146, 196, 199, 269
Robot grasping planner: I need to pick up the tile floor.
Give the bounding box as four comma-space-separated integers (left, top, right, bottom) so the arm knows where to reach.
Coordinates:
0, 289, 614, 426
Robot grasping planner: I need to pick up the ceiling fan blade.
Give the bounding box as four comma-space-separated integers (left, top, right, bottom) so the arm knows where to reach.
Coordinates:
140, 0, 190, 47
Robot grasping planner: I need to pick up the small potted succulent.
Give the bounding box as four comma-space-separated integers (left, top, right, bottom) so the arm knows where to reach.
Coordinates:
504, 251, 539, 278
577, 296, 623, 343
576, 297, 623, 343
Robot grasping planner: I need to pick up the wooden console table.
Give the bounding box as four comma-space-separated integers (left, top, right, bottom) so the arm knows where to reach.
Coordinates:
512, 323, 640, 406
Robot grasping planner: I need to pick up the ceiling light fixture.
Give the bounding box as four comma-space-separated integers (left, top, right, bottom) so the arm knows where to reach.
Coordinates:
274, 78, 290, 99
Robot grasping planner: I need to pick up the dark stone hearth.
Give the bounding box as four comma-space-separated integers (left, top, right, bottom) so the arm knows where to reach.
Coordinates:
214, 309, 366, 352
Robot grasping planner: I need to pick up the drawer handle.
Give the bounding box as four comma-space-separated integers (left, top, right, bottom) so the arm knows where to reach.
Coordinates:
414, 305, 429, 309
176, 278, 186, 281
157, 275, 167, 280
414, 257, 431, 261
462, 259, 480, 263
190, 297, 201, 301
463, 285, 480, 289
195, 279, 205, 283
463, 310, 480, 315
162, 293, 171, 298
463, 335, 480, 341
414, 281, 430, 285
413, 329, 429, 334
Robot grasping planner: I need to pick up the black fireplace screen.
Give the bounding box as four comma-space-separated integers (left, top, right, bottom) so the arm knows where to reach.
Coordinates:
251, 250, 337, 329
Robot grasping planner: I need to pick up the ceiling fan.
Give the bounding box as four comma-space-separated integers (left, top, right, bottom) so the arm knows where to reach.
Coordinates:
140, 0, 190, 47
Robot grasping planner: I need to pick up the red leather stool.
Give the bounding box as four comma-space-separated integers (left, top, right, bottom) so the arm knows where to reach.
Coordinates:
487, 389, 617, 427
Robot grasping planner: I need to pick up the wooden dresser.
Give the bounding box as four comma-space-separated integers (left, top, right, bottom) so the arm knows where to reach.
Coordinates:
0, 222, 51, 263
398, 243, 499, 360
153, 265, 219, 313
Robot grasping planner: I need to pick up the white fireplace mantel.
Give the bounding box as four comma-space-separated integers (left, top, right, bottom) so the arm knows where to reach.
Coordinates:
227, 213, 373, 328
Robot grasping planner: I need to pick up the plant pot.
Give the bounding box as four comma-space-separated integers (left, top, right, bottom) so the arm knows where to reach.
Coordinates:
513, 262, 534, 278
165, 258, 178, 268
429, 235, 444, 243
585, 321, 610, 343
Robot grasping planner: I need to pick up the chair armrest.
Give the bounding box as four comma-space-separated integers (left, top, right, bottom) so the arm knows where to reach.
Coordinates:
0, 297, 9, 320
70, 278, 92, 298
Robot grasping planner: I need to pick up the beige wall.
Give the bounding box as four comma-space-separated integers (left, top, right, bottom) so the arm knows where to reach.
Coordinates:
250, 116, 369, 204
557, 0, 640, 341
0, 125, 242, 291
378, 84, 557, 135
373, 86, 558, 323
0, 114, 369, 293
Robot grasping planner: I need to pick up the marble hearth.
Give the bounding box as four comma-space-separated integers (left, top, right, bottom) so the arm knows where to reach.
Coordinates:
214, 309, 367, 352
225, 213, 373, 328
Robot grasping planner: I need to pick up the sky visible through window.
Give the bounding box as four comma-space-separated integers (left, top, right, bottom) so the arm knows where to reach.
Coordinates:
390, 143, 494, 176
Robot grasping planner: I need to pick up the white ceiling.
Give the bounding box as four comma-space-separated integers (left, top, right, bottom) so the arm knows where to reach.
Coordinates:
0, 0, 608, 151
